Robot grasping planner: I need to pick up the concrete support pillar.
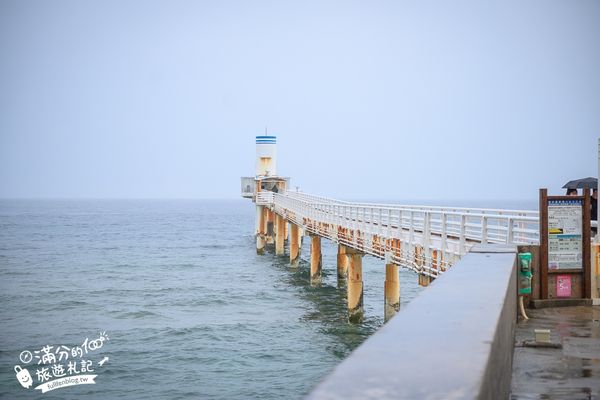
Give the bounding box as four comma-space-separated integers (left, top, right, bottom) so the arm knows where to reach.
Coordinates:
290, 223, 301, 265
337, 245, 348, 279
284, 221, 289, 242
419, 274, 432, 287
256, 205, 265, 254
310, 235, 322, 283
275, 214, 285, 255
347, 251, 364, 323
262, 207, 268, 236
384, 263, 400, 322
255, 205, 263, 235
266, 209, 275, 244
256, 235, 266, 254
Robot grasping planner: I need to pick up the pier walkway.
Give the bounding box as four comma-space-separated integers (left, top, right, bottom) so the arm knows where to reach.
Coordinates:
256, 189, 539, 278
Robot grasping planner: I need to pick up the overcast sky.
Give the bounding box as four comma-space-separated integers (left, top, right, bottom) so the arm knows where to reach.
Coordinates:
1, 0, 598, 201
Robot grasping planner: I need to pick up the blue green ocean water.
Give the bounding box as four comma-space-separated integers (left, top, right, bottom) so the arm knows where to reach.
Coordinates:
0, 199, 428, 399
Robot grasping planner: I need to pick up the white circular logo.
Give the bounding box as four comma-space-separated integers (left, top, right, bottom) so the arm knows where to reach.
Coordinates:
19, 351, 33, 364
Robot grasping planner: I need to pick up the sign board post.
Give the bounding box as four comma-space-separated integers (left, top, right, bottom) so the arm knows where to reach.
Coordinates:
539, 188, 591, 299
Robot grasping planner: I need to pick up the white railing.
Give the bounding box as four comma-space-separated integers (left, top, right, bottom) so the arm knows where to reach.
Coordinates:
258, 190, 539, 277
256, 191, 274, 205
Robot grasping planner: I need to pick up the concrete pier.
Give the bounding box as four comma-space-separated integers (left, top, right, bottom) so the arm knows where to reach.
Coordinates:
275, 214, 285, 255
290, 223, 300, 265
346, 249, 364, 323
384, 263, 400, 322
310, 235, 322, 283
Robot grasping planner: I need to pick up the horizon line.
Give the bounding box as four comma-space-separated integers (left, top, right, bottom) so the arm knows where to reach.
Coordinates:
0, 196, 540, 202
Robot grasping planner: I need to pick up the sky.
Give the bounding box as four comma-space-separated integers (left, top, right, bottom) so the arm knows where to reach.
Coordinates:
1, 0, 599, 201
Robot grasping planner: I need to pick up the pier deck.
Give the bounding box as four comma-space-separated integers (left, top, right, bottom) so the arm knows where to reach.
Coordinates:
511, 306, 600, 399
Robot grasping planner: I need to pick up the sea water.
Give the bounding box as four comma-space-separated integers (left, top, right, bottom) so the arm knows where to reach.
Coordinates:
0, 199, 425, 399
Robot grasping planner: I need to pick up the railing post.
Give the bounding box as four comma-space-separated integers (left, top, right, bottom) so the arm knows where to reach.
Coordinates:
397, 209, 403, 238
409, 211, 416, 265
441, 213, 447, 256
332, 204, 336, 230
352, 207, 357, 247
507, 218, 514, 244
387, 209, 392, 242
409, 211, 415, 245
482, 216, 488, 244
423, 212, 431, 266
344, 205, 348, 227
517, 220, 525, 243
460, 214, 467, 254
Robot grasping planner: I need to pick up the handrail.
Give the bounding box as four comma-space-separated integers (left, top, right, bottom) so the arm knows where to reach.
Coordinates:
284, 191, 539, 217
256, 191, 274, 205
256, 190, 539, 276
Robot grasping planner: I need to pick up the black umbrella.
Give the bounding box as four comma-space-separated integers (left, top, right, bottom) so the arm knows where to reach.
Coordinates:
562, 177, 597, 190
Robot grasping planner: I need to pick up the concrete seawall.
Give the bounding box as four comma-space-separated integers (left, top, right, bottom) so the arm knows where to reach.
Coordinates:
307, 244, 518, 400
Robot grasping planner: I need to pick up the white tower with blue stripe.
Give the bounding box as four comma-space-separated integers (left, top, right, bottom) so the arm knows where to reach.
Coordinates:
255, 135, 277, 176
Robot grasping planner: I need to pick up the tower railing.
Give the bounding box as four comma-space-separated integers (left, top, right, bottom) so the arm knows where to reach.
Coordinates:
256, 191, 274, 205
